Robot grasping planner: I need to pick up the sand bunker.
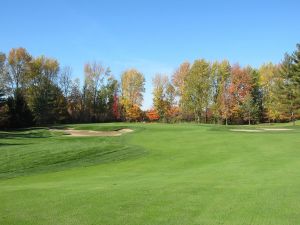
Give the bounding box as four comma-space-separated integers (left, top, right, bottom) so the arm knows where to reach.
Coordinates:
230, 129, 263, 133
261, 128, 293, 131
230, 128, 293, 133
51, 128, 133, 137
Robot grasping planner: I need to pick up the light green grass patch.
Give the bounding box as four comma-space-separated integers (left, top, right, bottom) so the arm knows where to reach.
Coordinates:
1, 122, 300, 225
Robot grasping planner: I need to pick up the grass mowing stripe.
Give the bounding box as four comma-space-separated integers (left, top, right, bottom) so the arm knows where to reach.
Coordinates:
0, 122, 300, 225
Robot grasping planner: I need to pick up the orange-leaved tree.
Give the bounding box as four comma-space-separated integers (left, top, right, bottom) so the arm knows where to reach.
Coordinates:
146, 108, 160, 121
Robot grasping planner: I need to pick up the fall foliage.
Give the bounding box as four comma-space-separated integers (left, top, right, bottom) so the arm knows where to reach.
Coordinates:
1, 43, 300, 128
146, 109, 160, 121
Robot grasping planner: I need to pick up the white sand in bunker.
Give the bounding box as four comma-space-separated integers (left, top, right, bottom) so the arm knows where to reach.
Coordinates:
261, 128, 293, 131
51, 128, 133, 137
230, 128, 294, 132
230, 129, 263, 133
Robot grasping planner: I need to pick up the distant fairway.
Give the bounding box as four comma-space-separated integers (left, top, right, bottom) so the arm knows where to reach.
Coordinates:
1, 122, 300, 225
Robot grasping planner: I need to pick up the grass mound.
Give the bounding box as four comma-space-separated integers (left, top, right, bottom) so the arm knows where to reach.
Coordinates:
0, 129, 145, 179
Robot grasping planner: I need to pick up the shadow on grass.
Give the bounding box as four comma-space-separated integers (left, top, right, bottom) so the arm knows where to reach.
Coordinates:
48, 125, 69, 130
0, 130, 54, 139
0, 143, 30, 147
0, 144, 148, 179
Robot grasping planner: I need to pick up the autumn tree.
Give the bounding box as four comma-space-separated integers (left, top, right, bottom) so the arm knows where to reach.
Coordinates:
112, 93, 120, 120
0, 47, 126, 127
83, 62, 110, 120
166, 82, 176, 109
97, 75, 119, 121
152, 74, 169, 121
172, 62, 190, 105
126, 104, 142, 122
8, 48, 32, 90
212, 60, 231, 124
230, 65, 253, 122
259, 63, 281, 122
66, 64, 119, 123
0, 49, 33, 127
152, 74, 176, 122
0, 49, 32, 127
146, 108, 160, 121
121, 69, 145, 121
108, 78, 120, 120
28, 56, 67, 124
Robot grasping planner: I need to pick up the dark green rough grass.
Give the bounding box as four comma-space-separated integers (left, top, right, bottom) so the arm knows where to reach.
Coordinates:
0, 128, 145, 179
1, 122, 300, 225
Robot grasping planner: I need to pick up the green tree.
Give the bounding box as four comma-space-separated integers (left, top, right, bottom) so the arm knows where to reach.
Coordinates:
97, 75, 119, 121
246, 66, 262, 123
1, 50, 34, 128
0, 89, 5, 105
6, 89, 33, 128
278, 51, 300, 125
28, 56, 66, 124
291, 44, 300, 84
259, 63, 281, 123
0, 88, 9, 128
241, 93, 259, 125
152, 74, 169, 121
182, 59, 211, 123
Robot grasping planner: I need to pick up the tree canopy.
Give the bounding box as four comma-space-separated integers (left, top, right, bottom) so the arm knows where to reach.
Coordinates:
1, 44, 300, 128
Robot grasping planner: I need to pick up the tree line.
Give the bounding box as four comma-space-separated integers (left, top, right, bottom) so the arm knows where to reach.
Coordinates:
0, 44, 300, 128
150, 44, 300, 125
0, 48, 146, 128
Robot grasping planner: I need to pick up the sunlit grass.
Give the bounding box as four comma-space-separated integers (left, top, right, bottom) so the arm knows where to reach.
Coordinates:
1, 122, 300, 225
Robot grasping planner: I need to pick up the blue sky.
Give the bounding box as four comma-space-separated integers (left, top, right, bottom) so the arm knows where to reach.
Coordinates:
1, 0, 299, 109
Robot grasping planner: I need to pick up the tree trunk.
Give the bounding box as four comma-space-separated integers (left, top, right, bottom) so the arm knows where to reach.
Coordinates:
248, 111, 251, 125
292, 111, 295, 126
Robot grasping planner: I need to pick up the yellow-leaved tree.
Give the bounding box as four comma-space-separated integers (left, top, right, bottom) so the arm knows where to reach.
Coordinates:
120, 69, 145, 121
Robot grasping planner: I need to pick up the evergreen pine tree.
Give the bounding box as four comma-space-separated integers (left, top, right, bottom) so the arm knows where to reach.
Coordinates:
279, 51, 300, 125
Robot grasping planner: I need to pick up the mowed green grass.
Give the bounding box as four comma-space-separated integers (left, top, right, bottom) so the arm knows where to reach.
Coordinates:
1, 122, 300, 225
